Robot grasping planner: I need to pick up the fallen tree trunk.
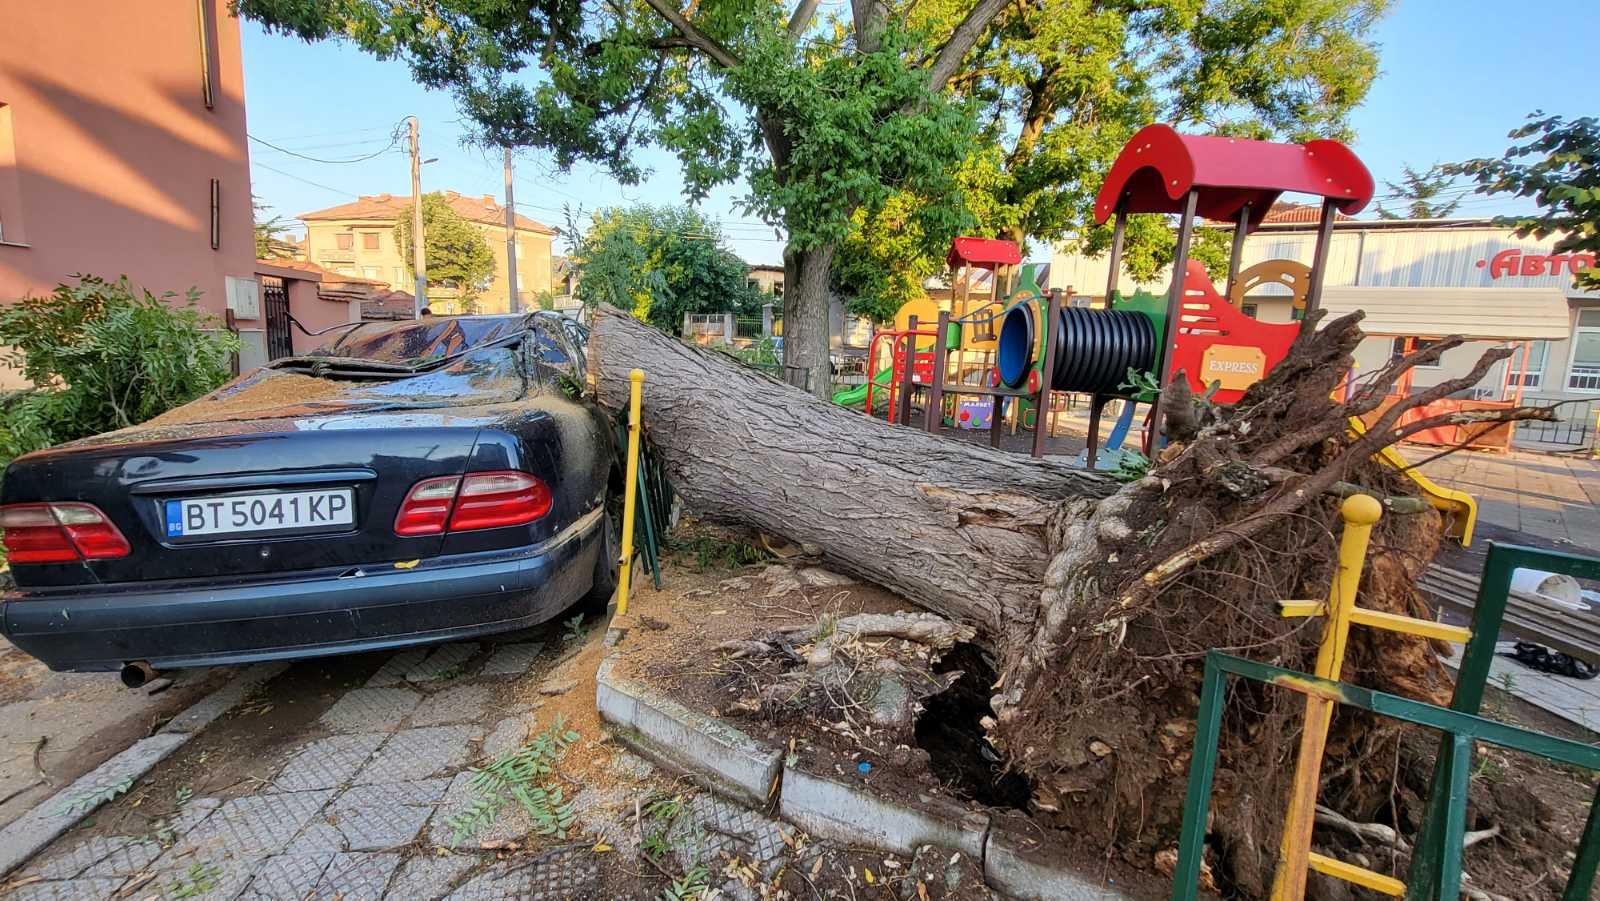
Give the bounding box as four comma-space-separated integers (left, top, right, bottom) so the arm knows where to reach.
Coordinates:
588, 308, 1114, 647
587, 304, 1558, 895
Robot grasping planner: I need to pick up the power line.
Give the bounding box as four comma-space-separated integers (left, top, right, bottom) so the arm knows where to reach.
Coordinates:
251, 160, 361, 199
248, 124, 404, 164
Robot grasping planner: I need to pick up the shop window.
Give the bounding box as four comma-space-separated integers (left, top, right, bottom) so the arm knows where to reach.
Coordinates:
362, 232, 380, 250
0, 102, 22, 245
1567, 310, 1600, 392
1508, 341, 1548, 389
336, 232, 354, 251
1390, 337, 1442, 369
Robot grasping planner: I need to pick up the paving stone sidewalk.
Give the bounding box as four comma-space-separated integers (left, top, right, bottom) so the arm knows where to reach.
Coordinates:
4, 635, 798, 900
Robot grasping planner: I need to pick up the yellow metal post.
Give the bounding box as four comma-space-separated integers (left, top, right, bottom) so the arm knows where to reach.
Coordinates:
616, 369, 644, 617
1270, 494, 1383, 901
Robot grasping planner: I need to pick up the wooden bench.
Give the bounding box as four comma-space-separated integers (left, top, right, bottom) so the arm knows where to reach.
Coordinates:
1420, 565, 1600, 664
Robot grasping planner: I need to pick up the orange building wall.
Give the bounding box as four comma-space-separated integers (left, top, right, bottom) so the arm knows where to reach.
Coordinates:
0, 1, 255, 330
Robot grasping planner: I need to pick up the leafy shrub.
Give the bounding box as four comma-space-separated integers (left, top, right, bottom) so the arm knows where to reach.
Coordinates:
0, 276, 238, 465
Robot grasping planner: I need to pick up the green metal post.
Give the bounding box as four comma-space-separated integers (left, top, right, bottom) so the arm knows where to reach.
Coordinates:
1564, 785, 1600, 901
636, 452, 661, 589
1170, 654, 1227, 901
1435, 733, 1473, 899
1406, 544, 1515, 898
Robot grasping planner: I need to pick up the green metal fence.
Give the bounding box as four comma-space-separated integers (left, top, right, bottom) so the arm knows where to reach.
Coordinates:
613, 413, 675, 590
1170, 542, 1600, 900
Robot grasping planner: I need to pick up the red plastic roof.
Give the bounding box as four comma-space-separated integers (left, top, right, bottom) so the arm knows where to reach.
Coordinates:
1093, 124, 1373, 232
947, 237, 1023, 269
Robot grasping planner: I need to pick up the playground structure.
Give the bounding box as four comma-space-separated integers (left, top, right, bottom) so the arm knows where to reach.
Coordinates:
833, 123, 1498, 542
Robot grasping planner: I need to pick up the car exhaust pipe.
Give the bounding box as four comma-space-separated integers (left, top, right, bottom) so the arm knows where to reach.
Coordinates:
120, 660, 158, 689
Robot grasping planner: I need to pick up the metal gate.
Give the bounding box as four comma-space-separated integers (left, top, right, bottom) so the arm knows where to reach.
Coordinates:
262, 276, 292, 360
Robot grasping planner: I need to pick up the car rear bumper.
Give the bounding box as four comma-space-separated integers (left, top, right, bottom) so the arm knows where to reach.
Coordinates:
0, 511, 603, 672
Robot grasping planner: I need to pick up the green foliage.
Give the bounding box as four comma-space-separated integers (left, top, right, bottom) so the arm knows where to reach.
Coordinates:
659, 865, 710, 901
1110, 450, 1151, 483
168, 863, 223, 899
1376, 164, 1462, 220
445, 715, 580, 846
394, 192, 496, 303
237, 0, 1005, 386
58, 775, 135, 816
718, 337, 781, 371
254, 197, 296, 258
665, 531, 773, 572
561, 613, 586, 642
0, 276, 238, 466
1450, 112, 1600, 291
835, 193, 960, 323
859, 0, 1390, 294
572, 205, 762, 331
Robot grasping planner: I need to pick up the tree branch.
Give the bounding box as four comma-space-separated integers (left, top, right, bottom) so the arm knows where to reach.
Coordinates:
926, 0, 1011, 91
851, 0, 887, 53
639, 0, 741, 69
787, 0, 822, 38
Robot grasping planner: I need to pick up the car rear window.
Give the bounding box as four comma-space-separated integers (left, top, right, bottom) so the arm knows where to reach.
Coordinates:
309, 316, 524, 367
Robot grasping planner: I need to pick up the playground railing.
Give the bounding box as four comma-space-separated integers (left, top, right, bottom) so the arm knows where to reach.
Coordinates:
1171, 651, 1600, 901
1169, 519, 1600, 900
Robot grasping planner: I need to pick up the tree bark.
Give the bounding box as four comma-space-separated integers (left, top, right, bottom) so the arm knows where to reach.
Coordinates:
781, 244, 841, 401
588, 305, 1113, 644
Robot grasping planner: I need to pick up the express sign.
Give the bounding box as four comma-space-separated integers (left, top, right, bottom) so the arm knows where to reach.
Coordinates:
1477, 249, 1596, 279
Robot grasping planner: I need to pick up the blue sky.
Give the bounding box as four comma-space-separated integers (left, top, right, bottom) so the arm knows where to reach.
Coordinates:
242, 0, 1594, 267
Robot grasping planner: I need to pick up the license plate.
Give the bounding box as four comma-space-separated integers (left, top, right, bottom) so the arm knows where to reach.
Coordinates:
164, 489, 355, 539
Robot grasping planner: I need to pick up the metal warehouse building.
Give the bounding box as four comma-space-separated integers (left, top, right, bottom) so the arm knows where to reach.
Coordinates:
1051, 214, 1599, 449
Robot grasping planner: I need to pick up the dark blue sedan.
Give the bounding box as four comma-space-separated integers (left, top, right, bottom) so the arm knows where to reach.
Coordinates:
0, 313, 620, 677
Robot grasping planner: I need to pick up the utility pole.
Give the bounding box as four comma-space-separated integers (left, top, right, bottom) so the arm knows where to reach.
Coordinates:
503, 146, 521, 313
408, 116, 427, 318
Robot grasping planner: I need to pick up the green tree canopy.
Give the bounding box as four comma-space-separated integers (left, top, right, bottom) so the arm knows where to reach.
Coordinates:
1450, 112, 1600, 291
393, 192, 496, 307
837, 0, 1390, 314
573, 205, 763, 333
1376, 164, 1462, 220
238, 0, 1011, 396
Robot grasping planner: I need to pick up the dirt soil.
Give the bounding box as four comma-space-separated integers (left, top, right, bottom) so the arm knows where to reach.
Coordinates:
611, 523, 1599, 901
606, 524, 1170, 899
142, 370, 350, 427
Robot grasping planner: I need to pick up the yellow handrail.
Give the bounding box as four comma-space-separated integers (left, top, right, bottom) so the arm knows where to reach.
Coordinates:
616, 369, 644, 617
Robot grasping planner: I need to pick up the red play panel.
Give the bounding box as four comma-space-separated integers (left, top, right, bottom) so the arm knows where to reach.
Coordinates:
947, 237, 1023, 269
1167, 261, 1300, 405
1094, 124, 1373, 230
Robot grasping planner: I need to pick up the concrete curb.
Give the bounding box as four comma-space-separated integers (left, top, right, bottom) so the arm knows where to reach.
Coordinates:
985, 822, 1131, 900
0, 661, 288, 877
595, 652, 1130, 899
778, 767, 988, 859
595, 657, 781, 808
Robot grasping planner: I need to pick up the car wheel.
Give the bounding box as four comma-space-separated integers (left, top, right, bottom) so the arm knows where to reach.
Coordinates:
579, 498, 621, 612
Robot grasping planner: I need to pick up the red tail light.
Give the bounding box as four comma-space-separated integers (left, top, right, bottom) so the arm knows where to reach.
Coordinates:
0, 503, 131, 563
394, 476, 461, 536
393, 471, 551, 537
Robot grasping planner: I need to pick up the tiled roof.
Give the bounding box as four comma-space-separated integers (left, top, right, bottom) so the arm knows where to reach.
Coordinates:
298, 191, 557, 235
256, 258, 386, 285
1260, 202, 1355, 225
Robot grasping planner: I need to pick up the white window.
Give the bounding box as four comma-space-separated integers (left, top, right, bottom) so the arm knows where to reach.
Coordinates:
1567, 309, 1600, 392
1390, 337, 1442, 369
1507, 341, 1548, 389
362, 266, 381, 280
